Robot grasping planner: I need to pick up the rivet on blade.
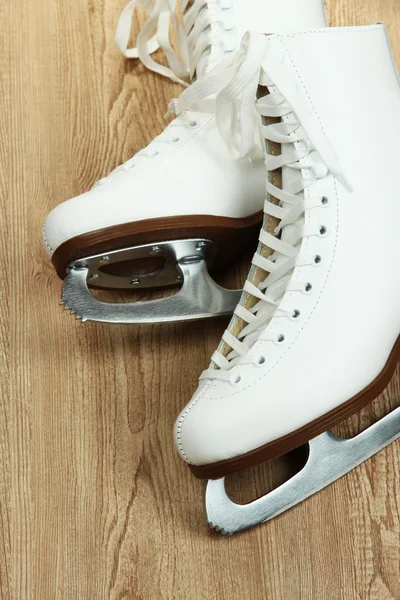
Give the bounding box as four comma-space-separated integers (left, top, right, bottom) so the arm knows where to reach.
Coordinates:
196, 242, 207, 252
71, 261, 88, 270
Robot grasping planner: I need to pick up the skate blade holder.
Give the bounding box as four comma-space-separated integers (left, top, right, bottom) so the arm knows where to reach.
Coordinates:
206, 406, 400, 535
61, 239, 241, 324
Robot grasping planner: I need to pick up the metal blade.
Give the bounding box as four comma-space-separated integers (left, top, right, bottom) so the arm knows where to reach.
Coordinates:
206, 406, 400, 534
61, 239, 241, 324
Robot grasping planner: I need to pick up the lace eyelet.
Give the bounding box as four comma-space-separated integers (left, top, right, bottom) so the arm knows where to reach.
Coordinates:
304, 282, 313, 294
189, 121, 198, 128
255, 356, 266, 367
171, 137, 180, 143
318, 225, 328, 237
291, 309, 300, 320
321, 196, 329, 206
276, 334, 285, 345
312, 163, 328, 179
150, 151, 159, 157
314, 255, 322, 265
230, 374, 243, 386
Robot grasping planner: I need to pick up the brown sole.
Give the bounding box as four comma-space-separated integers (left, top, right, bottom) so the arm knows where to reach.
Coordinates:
190, 335, 400, 480
52, 212, 263, 281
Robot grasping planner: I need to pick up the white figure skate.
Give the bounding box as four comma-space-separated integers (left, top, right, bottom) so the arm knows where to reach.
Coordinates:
43, 0, 327, 325
174, 26, 400, 533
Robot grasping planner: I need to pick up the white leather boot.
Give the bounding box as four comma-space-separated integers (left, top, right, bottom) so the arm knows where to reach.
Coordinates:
174, 26, 400, 533
43, 0, 327, 325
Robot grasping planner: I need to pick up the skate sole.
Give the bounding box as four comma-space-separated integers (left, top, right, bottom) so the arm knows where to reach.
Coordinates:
52, 212, 263, 281
190, 335, 400, 480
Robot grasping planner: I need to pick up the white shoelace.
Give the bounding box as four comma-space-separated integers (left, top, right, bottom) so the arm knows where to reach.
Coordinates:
92, 108, 200, 186
170, 31, 353, 382
95, 0, 235, 185
115, 0, 233, 86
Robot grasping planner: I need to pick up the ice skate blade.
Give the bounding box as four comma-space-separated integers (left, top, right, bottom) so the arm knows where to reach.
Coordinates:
206, 406, 400, 535
61, 239, 241, 324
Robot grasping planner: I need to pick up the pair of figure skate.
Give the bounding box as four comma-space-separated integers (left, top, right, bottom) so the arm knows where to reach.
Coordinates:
43, 0, 400, 534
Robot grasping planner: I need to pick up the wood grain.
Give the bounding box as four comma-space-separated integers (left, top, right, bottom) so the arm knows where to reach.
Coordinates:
1, 1, 399, 598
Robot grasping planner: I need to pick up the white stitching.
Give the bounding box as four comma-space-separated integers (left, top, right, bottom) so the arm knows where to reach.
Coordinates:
175, 382, 213, 463
274, 25, 382, 39
42, 225, 54, 253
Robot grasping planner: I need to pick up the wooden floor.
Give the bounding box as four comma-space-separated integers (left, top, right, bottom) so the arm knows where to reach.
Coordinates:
1, 1, 400, 598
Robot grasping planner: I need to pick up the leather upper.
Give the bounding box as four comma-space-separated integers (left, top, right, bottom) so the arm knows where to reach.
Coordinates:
175, 25, 400, 466
43, 0, 327, 257
43, 114, 265, 255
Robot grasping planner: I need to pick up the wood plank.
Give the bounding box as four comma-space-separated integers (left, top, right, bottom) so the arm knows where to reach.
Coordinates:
1, 1, 399, 598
